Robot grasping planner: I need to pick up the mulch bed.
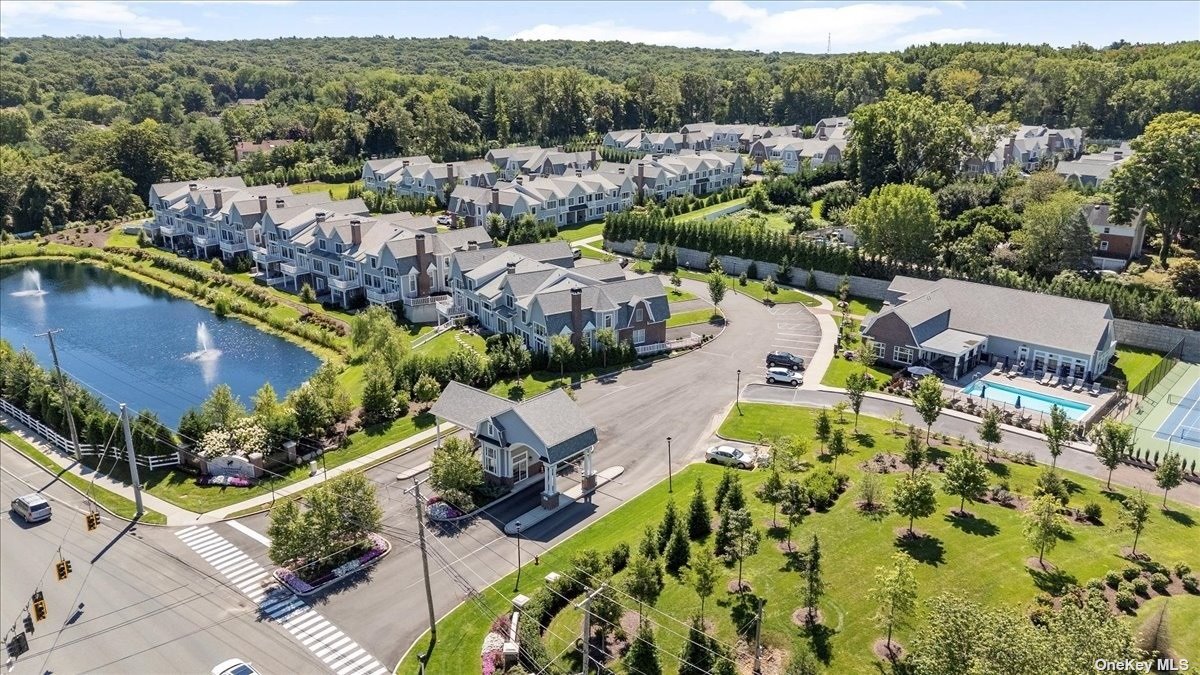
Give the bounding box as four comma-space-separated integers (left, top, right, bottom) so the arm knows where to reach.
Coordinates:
727, 580, 753, 594
1025, 557, 1056, 572
734, 640, 785, 675
777, 540, 801, 554
872, 638, 906, 662
861, 453, 905, 474
791, 607, 824, 628
893, 527, 929, 541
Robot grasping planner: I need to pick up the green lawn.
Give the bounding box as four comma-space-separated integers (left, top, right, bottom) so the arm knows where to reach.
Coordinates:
667, 288, 698, 303
820, 318, 897, 388
1128, 595, 1200, 660
288, 181, 359, 201
417, 329, 486, 358
677, 269, 820, 307
679, 196, 749, 221
105, 230, 141, 248
1108, 345, 1166, 391
2, 428, 167, 525
579, 245, 615, 262
400, 405, 1200, 674
557, 220, 606, 243
667, 308, 723, 328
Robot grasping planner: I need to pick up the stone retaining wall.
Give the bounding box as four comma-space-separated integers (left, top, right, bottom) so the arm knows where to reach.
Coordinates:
1113, 319, 1200, 361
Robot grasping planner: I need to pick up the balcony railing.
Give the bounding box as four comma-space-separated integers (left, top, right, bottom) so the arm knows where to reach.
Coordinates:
158, 223, 185, 237
366, 288, 401, 304
193, 234, 217, 247
329, 277, 361, 291
219, 239, 248, 253
251, 249, 282, 264
403, 295, 436, 307
279, 261, 300, 276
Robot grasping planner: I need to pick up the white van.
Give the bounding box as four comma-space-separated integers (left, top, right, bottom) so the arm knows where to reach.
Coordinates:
11, 494, 52, 523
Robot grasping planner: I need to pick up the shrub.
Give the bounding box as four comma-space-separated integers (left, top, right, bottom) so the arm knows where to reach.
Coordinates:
1122, 567, 1142, 581
1082, 502, 1102, 521
1105, 570, 1122, 588
300, 283, 317, 304
762, 275, 778, 294
738, 271, 748, 286
1086, 578, 1106, 592
1115, 589, 1138, 611
1150, 573, 1170, 593
1183, 574, 1198, 593
1173, 562, 1191, 579
1131, 577, 1150, 596
607, 542, 630, 574
802, 468, 845, 509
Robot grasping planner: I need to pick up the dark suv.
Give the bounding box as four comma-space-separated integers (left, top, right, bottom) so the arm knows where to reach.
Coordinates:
766, 351, 805, 370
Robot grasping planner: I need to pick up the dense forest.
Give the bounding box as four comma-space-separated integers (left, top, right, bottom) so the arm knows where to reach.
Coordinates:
1, 36, 1198, 230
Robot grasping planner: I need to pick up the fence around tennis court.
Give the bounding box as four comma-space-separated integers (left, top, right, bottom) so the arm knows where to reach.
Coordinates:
1113, 338, 1185, 423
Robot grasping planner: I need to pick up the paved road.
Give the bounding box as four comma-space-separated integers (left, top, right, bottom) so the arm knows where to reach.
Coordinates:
226, 276, 793, 669
741, 384, 1200, 505
0, 443, 327, 675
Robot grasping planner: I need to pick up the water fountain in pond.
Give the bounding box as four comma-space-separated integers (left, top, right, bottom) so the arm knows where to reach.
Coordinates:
10, 269, 48, 297
185, 322, 222, 386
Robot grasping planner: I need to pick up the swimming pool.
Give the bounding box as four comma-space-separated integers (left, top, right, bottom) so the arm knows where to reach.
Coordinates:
960, 378, 1092, 420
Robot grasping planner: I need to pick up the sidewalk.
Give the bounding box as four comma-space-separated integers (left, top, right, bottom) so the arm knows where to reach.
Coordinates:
2, 411, 440, 526
800, 297, 838, 391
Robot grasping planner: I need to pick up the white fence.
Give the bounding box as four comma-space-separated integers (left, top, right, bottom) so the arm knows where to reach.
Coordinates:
636, 332, 703, 356
0, 398, 180, 470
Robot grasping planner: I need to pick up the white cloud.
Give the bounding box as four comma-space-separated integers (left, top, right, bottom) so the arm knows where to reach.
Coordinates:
937, 0, 967, 8
512, 21, 731, 49
512, 2, 954, 53
1, 1, 188, 36
896, 27, 1001, 46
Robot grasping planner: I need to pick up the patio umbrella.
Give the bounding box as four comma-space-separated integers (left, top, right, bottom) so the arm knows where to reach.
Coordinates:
907, 366, 935, 377
1016, 396, 1022, 409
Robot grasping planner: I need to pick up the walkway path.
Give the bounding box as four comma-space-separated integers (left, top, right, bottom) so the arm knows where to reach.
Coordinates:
1, 411, 441, 526
736, 384, 1200, 507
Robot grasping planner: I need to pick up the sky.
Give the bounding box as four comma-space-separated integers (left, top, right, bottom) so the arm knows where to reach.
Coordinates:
1, 1, 1197, 53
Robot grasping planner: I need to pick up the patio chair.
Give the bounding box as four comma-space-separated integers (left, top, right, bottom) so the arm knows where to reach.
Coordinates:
1039, 371, 1052, 385
1048, 374, 1060, 387
1089, 381, 1100, 396
1007, 363, 1020, 379
992, 359, 1003, 375
1072, 379, 1085, 393
1062, 375, 1075, 389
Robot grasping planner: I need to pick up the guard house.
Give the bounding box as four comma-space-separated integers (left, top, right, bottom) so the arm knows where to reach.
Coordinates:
430, 382, 599, 509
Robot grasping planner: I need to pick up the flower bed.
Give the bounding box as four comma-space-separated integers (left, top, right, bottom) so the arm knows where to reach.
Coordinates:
196, 474, 255, 487
273, 533, 391, 596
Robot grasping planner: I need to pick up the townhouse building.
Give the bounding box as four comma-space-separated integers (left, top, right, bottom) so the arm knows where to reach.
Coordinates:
1055, 143, 1133, 189
485, 147, 600, 180
964, 125, 1085, 176
814, 116, 852, 141
362, 158, 496, 203
709, 124, 799, 153
748, 137, 845, 173
444, 241, 671, 353
360, 155, 434, 189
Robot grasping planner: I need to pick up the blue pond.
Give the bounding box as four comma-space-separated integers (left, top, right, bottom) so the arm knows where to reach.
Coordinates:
1, 260, 321, 427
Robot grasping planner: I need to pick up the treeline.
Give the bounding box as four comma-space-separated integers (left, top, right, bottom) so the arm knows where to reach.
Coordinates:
605, 210, 1200, 328
0, 341, 178, 458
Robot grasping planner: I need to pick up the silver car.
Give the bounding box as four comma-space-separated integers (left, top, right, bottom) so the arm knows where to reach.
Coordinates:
11, 494, 51, 523
766, 366, 802, 386
705, 445, 755, 469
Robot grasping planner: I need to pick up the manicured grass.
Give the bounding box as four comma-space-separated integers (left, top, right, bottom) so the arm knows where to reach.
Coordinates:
667, 308, 723, 328
677, 269, 821, 307
556, 220, 606, 243
2, 427, 167, 525
105, 230, 141, 248
667, 288, 698, 303
820, 318, 897, 388
1108, 345, 1166, 391
288, 181, 359, 201
579, 245, 615, 262
418, 329, 486, 358
401, 405, 1200, 674
680, 196, 748, 221
1128, 595, 1200, 659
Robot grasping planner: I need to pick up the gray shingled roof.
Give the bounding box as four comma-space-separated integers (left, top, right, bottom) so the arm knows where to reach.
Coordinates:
494, 389, 599, 464
453, 240, 574, 274
429, 381, 514, 429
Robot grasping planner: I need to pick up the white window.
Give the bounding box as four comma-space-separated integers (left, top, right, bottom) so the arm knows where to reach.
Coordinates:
483, 446, 498, 475
635, 308, 644, 322
871, 341, 885, 359
605, 315, 612, 328
893, 346, 915, 365
633, 329, 646, 345
1099, 240, 1109, 251
407, 275, 417, 293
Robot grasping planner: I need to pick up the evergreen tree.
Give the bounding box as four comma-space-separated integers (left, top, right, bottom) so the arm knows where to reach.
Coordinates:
665, 524, 691, 575
714, 469, 735, 513
815, 409, 832, 454
658, 499, 680, 554
678, 617, 715, 675
828, 428, 849, 471
639, 524, 659, 560
802, 534, 824, 626
687, 478, 713, 540
624, 620, 662, 675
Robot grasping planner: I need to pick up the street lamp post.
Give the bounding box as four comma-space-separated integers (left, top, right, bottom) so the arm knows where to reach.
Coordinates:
666, 437, 673, 493
514, 521, 523, 592
736, 369, 742, 414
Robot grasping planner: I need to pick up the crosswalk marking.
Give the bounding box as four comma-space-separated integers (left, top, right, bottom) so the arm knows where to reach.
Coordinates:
176, 526, 390, 675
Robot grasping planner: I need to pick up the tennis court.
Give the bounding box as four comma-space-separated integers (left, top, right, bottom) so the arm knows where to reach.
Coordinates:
1131, 361, 1200, 464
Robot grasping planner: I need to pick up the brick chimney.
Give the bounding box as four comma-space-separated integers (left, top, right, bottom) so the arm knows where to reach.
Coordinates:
414, 233, 431, 296
590, 148, 598, 168
637, 162, 646, 200
350, 219, 362, 246
490, 187, 500, 215
446, 162, 455, 185
570, 287, 583, 347
212, 188, 224, 210
258, 195, 268, 212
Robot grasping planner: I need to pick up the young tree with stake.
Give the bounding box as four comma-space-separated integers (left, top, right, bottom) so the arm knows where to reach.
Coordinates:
815, 409, 832, 455
942, 448, 989, 516
977, 406, 1002, 460
1118, 490, 1151, 557
1156, 451, 1183, 508
722, 507, 760, 593
686, 550, 719, 621
828, 428, 849, 471
844, 371, 875, 431
1024, 494, 1068, 568
1091, 418, 1134, 490
755, 469, 786, 527
1041, 404, 1071, 469
778, 480, 808, 552
802, 534, 824, 626
870, 553, 918, 656
903, 425, 926, 475
912, 376, 945, 444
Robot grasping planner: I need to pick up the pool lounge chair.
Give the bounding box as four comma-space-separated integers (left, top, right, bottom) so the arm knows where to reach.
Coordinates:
1062, 376, 1075, 389
1048, 374, 1060, 387
1089, 381, 1100, 396
1039, 371, 1052, 385
992, 359, 1003, 375
1072, 379, 1085, 393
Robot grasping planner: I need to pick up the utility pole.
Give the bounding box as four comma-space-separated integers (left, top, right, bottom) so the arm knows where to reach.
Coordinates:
406, 478, 437, 667
579, 583, 606, 675
753, 597, 764, 674
37, 330, 81, 461
666, 436, 673, 493
119, 404, 144, 518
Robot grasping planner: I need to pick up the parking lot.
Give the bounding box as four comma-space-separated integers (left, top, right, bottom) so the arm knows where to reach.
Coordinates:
751, 304, 822, 384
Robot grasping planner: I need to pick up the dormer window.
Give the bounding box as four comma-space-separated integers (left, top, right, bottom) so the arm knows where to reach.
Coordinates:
319, 240, 326, 251
335, 243, 343, 254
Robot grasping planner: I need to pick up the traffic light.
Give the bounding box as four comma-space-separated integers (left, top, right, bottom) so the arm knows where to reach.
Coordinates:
6, 633, 29, 658
56, 559, 70, 581
32, 591, 47, 621
22, 614, 34, 634
86, 512, 100, 530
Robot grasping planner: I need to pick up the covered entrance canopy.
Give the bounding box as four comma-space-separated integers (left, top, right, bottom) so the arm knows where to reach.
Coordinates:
918, 329, 987, 381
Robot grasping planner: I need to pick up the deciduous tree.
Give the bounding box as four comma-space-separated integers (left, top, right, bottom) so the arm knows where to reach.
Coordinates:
942, 448, 989, 515
1118, 490, 1151, 556
1024, 494, 1068, 566
893, 471, 937, 537
870, 553, 918, 652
